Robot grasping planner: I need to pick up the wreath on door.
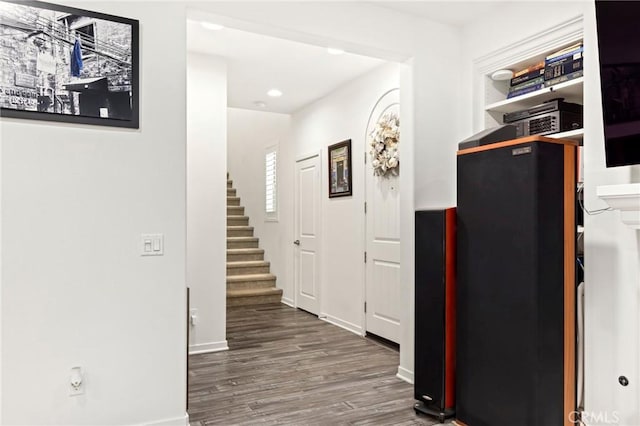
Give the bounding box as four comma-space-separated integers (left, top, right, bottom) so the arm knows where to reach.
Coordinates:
366, 88, 400, 177
368, 111, 399, 177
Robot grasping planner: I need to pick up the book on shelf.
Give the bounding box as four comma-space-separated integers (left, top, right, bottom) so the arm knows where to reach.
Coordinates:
511, 68, 545, 86
513, 61, 545, 78
545, 58, 583, 80
546, 42, 583, 60
546, 47, 583, 67
509, 76, 545, 93
507, 83, 544, 99
544, 69, 584, 87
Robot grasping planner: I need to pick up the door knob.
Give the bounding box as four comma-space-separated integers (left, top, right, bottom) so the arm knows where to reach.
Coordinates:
293, 240, 300, 245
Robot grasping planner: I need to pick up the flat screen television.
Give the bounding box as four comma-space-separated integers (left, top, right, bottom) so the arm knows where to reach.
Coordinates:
595, 0, 640, 167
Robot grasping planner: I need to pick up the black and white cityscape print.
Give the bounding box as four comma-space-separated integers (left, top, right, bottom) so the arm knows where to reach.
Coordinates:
0, 0, 137, 126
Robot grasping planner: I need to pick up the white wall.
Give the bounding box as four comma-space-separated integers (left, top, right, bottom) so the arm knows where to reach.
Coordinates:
1, 2, 187, 425
287, 63, 400, 333
187, 53, 228, 354
462, 3, 640, 424
582, 4, 640, 425
226, 108, 291, 302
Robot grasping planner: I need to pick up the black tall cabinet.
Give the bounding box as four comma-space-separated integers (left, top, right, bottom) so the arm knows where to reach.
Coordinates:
456, 136, 576, 426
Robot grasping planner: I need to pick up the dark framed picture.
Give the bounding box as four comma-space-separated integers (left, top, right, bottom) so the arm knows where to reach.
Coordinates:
328, 139, 352, 198
0, 0, 139, 128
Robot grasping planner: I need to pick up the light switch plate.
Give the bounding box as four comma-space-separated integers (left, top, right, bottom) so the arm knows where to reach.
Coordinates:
141, 234, 164, 256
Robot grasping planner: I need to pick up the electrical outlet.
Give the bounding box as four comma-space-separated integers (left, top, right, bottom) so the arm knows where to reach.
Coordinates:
69, 366, 84, 396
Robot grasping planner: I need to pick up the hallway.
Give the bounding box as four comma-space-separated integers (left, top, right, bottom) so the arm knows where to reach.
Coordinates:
188, 305, 443, 425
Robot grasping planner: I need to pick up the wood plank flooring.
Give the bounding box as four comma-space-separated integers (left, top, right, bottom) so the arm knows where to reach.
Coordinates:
188, 304, 448, 425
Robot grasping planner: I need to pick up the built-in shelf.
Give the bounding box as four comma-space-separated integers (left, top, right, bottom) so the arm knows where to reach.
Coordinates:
597, 183, 640, 229
549, 128, 584, 142
485, 77, 584, 114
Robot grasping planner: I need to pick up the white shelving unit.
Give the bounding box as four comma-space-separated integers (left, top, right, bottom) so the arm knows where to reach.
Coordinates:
549, 128, 584, 142
485, 77, 583, 114
482, 41, 584, 143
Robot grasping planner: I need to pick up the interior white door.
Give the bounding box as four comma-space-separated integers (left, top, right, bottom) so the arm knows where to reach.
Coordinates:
294, 154, 321, 315
365, 88, 401, 343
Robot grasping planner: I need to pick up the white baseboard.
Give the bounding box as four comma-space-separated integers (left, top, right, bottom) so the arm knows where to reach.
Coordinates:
396, 366, 414, 384
143, 412, 189, 426
281, 297, 294, 307
320, 313, 364, 336
189, 340, 228, 355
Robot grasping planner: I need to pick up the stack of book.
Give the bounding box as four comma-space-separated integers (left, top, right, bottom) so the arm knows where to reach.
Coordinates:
543, 42, 583, 87
507, 61, 545, 99
506, 42, 584, 99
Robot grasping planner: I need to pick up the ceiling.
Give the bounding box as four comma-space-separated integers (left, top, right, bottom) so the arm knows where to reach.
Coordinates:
187, 19, 386, 114
186, 2, 501, 115
372, 1, 503, 27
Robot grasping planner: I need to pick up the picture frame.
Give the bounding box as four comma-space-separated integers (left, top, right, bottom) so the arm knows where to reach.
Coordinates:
328, 139, 352, 198
0, 0, 139, 128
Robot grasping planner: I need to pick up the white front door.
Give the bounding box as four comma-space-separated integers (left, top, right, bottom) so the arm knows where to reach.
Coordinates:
365, 88, 401, 343
294, 154, 321, 315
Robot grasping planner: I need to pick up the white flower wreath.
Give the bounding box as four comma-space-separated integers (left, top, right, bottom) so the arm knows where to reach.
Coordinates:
369, 111, 400, 177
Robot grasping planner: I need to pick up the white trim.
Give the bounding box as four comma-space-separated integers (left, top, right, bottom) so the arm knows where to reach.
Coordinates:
281, 296, 295, 307
140, 413, 189, 426
597, 183, 640, 229
396, 366, 414, 384
188, 340, 229, 355
295, 150, 322, 163
320, 313, 364, 336
473, 15, 584, 73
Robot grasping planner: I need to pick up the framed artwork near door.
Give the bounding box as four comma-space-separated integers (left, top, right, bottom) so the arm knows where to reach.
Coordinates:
0, 0, 139, 128
328, 139, 352, 198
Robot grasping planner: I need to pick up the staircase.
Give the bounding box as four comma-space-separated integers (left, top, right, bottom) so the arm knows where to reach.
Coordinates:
227, 176, 283, 307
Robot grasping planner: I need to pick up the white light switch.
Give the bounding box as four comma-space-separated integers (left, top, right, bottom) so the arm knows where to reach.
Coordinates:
141, 234, 164, 256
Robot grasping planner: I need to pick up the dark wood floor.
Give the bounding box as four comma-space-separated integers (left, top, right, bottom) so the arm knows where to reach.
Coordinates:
188, 304, 447, 425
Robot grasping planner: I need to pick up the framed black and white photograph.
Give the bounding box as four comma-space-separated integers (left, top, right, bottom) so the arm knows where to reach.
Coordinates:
328, 139, 352, 198
0, 0, 139, 128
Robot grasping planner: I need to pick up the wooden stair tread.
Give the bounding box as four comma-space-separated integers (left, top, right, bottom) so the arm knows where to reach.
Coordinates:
227, 273, 276, 282
227, 260, 269, 267
227, 236, 258, 241
227, 287, 282, 297
227, 248, 264, 254
227, 215, 249, 219
227, 226, 253, 230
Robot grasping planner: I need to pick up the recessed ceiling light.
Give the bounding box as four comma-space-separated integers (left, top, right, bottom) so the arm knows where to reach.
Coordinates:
201, 22, 224, 31
267, 89, 282, 97
253, 101, 267, 108
327, 47, 345, 55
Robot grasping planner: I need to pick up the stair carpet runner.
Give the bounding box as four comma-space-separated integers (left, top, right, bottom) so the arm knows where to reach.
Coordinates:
227, 177, 283, 306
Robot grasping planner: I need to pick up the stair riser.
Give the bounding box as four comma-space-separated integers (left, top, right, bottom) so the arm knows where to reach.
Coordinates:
226, 265, 270, 275
227, 293, 282, 307
227, 206, 245, 216
227, 197, 240, 206
227, 279, 276, 291
228, 217, 249, 226
227, 228, 253, 237
227, 252, 264, 262
227, 180, 233, 188
227, 240, 259, 249
227, 188, 236, 196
